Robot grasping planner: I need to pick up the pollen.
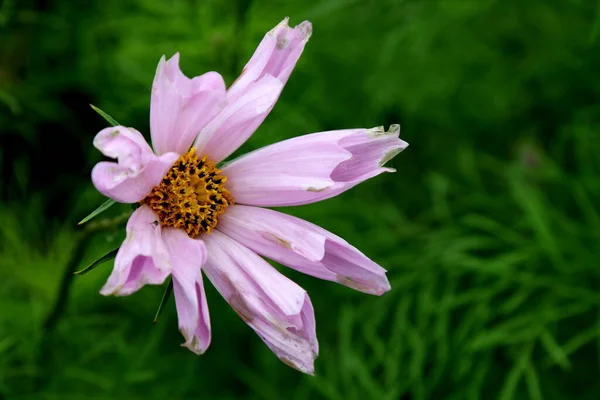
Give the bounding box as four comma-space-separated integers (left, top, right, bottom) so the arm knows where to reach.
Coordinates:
143, 148, 233, 237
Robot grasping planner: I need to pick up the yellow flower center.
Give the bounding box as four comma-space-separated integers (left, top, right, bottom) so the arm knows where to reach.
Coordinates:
144, 148, 233, 237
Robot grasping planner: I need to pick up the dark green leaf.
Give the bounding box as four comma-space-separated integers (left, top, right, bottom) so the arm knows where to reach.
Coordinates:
74, 247, 119, 275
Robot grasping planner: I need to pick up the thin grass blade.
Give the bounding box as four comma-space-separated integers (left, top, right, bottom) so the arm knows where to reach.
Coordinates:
74, 247, 119, 275
78, 199, 117, 225
90, 104, 120, 126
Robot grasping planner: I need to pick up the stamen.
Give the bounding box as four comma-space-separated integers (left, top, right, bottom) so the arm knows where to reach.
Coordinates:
143, 148, 233, 237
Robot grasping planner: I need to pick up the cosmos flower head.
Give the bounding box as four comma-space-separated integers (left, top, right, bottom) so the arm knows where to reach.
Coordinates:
90, 18, 408, 374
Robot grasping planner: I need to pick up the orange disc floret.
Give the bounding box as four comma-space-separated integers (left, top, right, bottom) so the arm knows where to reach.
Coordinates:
143, 148, 233, 237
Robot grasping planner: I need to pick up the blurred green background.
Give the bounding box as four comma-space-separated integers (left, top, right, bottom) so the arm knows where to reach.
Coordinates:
1, 0, 600, 398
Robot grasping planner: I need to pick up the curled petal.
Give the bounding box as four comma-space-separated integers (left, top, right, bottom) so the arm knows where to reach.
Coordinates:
100, 205, 171, 296
227, 18, 312, 104
91, 126, 178, 203
162, 228, 211, 355
218, 205, 391, 295
203, 231, 318, 374
222, 125, 408, 206
151, 53, 227, 155
193, 75, 283, 163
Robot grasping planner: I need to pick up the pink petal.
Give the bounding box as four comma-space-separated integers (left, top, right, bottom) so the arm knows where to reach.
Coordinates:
193, 75, 283, 163
227, 18, 312, 104
100, 205, 171, 296
150, 53, 227, 155
193, 18, 311, 163
203, 231, 318, 374
222, 125, 408, 206
91, 126, 179, 203
162, 228, 211, 355
218, 205, 391, 295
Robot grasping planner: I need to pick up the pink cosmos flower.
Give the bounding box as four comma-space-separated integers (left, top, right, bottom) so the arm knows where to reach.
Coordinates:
91, 18, 408, 374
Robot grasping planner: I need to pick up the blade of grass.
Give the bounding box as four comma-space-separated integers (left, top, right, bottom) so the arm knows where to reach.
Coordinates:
498, 343, 532, 400
78, 199, 117, 225
74, 247, 119, 275
90, 104, 120, 126
153, 279, 173, 324
539, 329, 571, 370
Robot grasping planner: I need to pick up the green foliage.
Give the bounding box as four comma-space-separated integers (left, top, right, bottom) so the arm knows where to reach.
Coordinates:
74, 246, 119, 275
89, 105, 121, 128
78, 199, 117, 225
1, 0, 599, 399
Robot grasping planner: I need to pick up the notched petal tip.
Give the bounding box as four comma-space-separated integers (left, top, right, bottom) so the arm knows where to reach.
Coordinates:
272, 19, 313, 49
154, 55, 167, 79
180, 330, 209, 355
364, 124, 408, 167
273, 17, 290, 31
272, 17, 312, 40
366, 124, 402, 138
167, 52, 181, 64
388, 123, 401, 135
297, 21, 313, 41
155, 53, 181, 76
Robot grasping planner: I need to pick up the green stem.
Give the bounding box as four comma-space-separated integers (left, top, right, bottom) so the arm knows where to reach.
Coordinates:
43, 211, 130, 330
35, 211, 130, 391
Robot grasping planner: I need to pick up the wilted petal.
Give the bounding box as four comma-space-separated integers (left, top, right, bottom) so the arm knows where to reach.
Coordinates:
193, 75, 283, 163
101, 205, 171, 296
203, 231, 318, 374
227, 18, 312, 103
162, 228, 211, 355
91, 126, 178, 203
151, 53, 227, 155
218, 205, 391, 295
222, 125, 408, 206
